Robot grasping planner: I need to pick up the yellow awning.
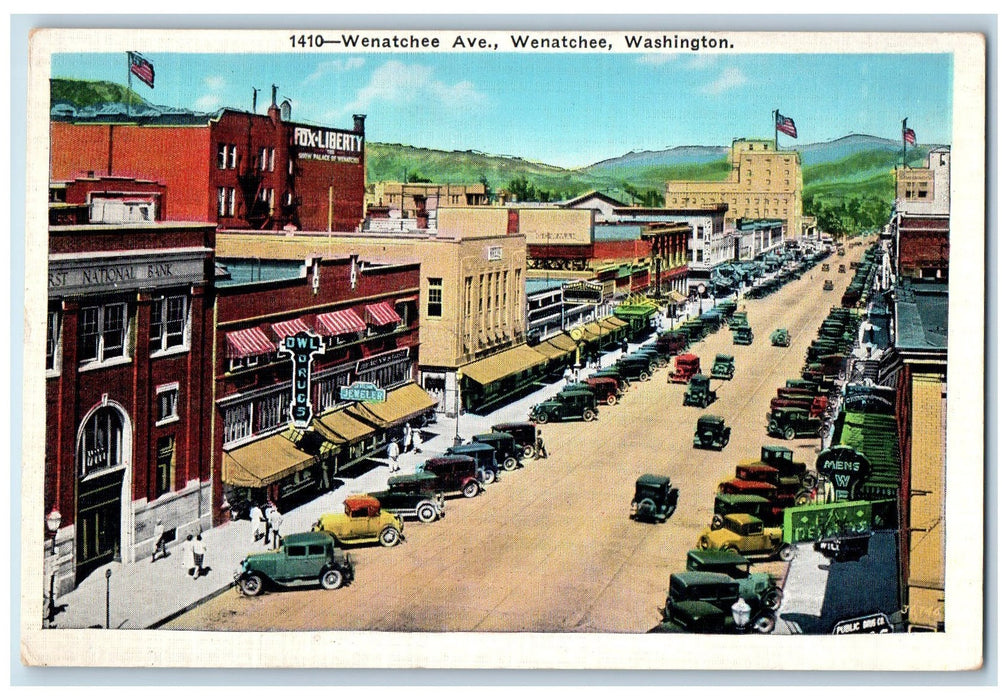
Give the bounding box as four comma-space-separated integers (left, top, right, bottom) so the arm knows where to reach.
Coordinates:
222, 432, 317, 488
460, 344, 547, 386
532, 341, 567, 361
578, 322, 606, 343
346, 382, 436, 428
314, 408, 375, 443
600, 316, 628, 330
547, 334, 578, 352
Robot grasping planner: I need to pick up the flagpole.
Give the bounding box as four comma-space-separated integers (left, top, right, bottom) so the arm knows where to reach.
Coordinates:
902, 117, 907, 168
126, 53, 133, 119
774, 109, 779, 151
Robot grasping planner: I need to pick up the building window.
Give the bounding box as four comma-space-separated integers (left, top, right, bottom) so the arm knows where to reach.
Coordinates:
228, 354, 261, 373
259, 147, 269, 171
150, 295, 189, 353
217, 143, 228, 170
155, 384, 179, 424
269, 148, 275, 172
79, 302, 128, 365
256, 392, 285, 433
223, 402, 253, 445
46, 309, 61, 373
78, 407, 124, 477
154, 435, 175, 498
427, 278, 443, 317
229, 145, 238, 169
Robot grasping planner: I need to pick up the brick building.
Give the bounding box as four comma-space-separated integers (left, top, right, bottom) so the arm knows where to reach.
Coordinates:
46, 211, 216, 592
50, 90, 366, 232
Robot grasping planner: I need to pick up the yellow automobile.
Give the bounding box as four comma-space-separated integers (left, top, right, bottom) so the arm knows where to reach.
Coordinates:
696, 513, 795, 561
314, 494, 405, 547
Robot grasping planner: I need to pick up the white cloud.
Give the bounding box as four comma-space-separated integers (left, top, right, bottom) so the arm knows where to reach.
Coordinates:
204, 75, 226, 91
303, 57, 366, 83
193, 93, 221, 111
192, 75, 227, 111
703, 67, 747, 95
331, 60, 488, 119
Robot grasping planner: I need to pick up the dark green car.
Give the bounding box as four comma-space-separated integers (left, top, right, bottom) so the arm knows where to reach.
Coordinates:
663, 571, 776, 634
652, 600, 733, 634
630, 473, 679, 523
685, 549, 783, 611
368, 472, 445, 523
693, 414, 730, 450
530, 389, 598, 424
235, 531, 354, 596
683, 374, 717, 408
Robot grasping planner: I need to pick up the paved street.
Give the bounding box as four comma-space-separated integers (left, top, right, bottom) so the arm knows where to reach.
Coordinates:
164, 255, 853, 633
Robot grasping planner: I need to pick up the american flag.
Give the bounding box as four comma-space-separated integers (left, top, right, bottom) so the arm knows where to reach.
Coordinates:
903, 126, 917, 146
776, 111, 797, 139
128, 51, 155, 89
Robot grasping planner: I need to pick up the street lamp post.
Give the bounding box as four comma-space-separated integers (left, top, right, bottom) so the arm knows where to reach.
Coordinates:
45, 509, 61, 628
105, 568, 112, 629
453, 369, 463, 446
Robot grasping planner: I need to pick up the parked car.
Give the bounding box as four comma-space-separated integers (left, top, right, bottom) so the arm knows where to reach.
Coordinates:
838, 263, 847, 274
630, 473, 679, 523
667, 353, 702, 384
663, 571, 776, 634
584, 376, 620, 406
685, 548, 784, 611
314, 495, 405, 547
694, 414, 731, 450
728, 311, 749, 330
445, 441, 500, 484
683, 373, 717, 408
696, 513, 795, 561
234, 531, 354, 596
653, 600, 735, 634
710, 353, 735, 380
656, 331, 688, 357
590, 368, 630, 392
531, 389, 599, 424
770, 328, 791, 347
614, 355, 654, 382
823, 279, 835, 291
418, 456, 484, 499
712, 493, 778, 529
470, 431, 522, 471
766, 406, 824, 440
732, 325, 754, 345
368, 472, 445, 523
491, 421, 538, 460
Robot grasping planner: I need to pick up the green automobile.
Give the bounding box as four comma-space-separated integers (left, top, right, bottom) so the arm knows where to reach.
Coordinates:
235, 531, 354, 596
685, 548, 783, 611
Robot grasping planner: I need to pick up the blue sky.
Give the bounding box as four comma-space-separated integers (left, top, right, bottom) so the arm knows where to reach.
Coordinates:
51, 50, 953, 169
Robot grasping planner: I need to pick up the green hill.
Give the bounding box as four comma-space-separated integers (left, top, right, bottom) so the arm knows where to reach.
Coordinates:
51, 78, 151, 109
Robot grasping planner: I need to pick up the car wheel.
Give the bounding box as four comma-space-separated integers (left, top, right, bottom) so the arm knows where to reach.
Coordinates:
778, 543, 797, 562
478, 468, 495, 485
503, 456, 518, 471
794, 492, 812, 506
698, 536, 711, 550
417, 503, 438, 523
320, 568, 344, 590
582, 408, 595, 422
711, 514, 725, 530
606, 394, 618, 406
462, 481, 480, 498
752, 614, 776, 634
763, 586, 784, 611
379, 526, 401, 547
639, 371, 650, 382
783, 426, 796, 440
239, 573, 264, 597
534, 413, 549, 425
802, 472, 818, 489
722, 544, 742, 555
522, 444, 535, 460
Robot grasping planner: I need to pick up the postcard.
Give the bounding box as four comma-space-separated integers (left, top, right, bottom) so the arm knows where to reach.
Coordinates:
20, 25, 985, 670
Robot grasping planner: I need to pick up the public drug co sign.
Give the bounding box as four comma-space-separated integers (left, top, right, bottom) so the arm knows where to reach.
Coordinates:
281, 331, 325, 429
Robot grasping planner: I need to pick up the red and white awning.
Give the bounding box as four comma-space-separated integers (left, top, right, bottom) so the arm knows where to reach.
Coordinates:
315, 308, 367, 336
270, 317, 312, 340
225, 327, 276, 359
365, 301, 402, 327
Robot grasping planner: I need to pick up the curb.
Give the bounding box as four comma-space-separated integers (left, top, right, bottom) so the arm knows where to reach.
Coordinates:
148, 581, 236, 630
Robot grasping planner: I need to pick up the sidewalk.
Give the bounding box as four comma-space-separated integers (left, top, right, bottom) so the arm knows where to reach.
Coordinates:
50, 328, 662, 631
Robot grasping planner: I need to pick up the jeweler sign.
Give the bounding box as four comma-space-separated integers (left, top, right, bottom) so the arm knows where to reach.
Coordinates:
340, 381, 387, 403
832, 613, 893, 634
280, 331, 325, 429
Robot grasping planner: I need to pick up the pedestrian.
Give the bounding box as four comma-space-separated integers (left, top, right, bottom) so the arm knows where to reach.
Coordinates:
181, 534, 193, 577
263, 501, 275, 547
267, 506, 283, 548
621, 339, 629, 356
563, 366, 574, 384
411, 429, 423, 454
191, 533, 206, 579
249, 503, 264, 543
387, 440, 401, 472
536, 430, 548, 459
151, 519, 167, 562
403, 423, 413, 451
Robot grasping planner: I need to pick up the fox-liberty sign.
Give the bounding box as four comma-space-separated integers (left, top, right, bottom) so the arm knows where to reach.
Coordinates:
280, 331, 325, 429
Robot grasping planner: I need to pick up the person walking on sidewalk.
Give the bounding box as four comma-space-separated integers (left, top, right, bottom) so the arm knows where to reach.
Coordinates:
249, 503, 264, 543
267, 507, 283, 548
387, 439, 401, 472
181, 534, 194, 577
536, 430, 548, 459
263, 501, 276, 546
403, 424, 413, 453
191, 533, 206, 579
411, 429, 423, 454
151, 519, 167, 562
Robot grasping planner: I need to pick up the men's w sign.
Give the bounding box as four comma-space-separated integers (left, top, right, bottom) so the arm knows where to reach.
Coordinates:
280, 331, 325, 429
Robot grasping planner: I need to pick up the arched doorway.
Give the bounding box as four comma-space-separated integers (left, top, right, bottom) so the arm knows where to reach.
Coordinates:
75, 402, 132, 583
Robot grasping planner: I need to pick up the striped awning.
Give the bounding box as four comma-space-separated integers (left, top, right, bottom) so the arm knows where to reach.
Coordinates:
224, 327, 276, 359
221, 432, 316, 488
365, 301, 402, 326
315, 308, 367, 336
271, 317, 312, 340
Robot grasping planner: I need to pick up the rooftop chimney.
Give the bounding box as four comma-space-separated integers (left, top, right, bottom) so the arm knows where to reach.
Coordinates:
268, 84, 280, 123
353, 114, 366, 134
